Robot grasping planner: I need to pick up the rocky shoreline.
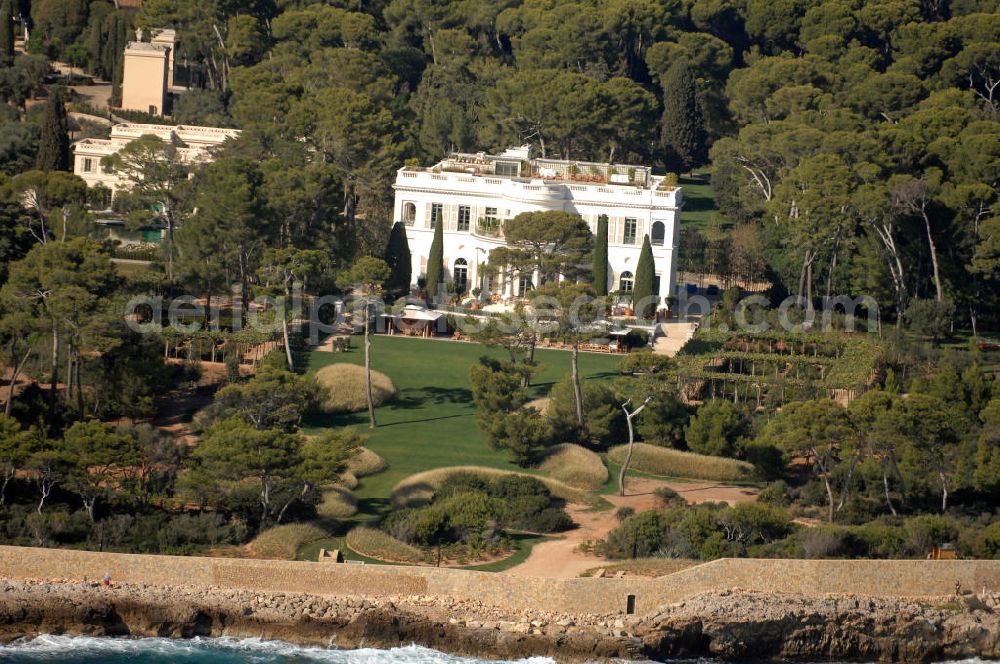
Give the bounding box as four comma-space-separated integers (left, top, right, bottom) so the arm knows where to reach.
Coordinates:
1, 579, 999, 662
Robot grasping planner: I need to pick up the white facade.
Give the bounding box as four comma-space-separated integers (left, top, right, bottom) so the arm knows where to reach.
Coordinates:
392, 146, 682, 303
72, 123, 241, 195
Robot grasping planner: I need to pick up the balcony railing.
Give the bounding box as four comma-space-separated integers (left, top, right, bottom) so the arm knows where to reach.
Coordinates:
475, 218, 504, 239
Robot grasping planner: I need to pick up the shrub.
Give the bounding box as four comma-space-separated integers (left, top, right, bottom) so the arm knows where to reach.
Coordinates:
524, 397, 551, 415
535, 443, 609, 490
757, 481, 789, 506
654, 486, 685, 508
685, 399, 750, 457
548, 376, 626, 448
346, 526, 426, 563
740, 440, 785, 479
313, 364, 396, 413
500, 494, 552, 524
637, 395, 691, 448
490, 474, 550, 500
607, 443, 757, 482
316, 486, 358, 519
437, 472, 491, 499
249, 523, 327, 559
799, 527, 849, 558
345, 447, 387, 477
604, 510, 672, 559
979, 522, 1000, 558
518, 507, 575, 533
616, 506, 636, 522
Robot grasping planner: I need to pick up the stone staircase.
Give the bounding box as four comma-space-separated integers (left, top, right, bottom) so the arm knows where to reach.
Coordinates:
651, 321, 697, 356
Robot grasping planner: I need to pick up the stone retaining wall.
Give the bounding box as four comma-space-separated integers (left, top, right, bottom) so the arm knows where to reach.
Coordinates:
2, 545, 999, 616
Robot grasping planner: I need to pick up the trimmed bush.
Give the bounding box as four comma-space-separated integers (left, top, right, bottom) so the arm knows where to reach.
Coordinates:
345, 446, 387, 477
608, 443, 757, 482
346, 526, 426, 563
535, 443, 609, 490
316, 486, 358, 519
313, 364, 396, 413
248, 524, 327, 559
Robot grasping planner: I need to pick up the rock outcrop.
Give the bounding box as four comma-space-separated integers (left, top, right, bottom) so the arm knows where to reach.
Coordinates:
641, 589, 1000, 663
2, 580, 1000, 662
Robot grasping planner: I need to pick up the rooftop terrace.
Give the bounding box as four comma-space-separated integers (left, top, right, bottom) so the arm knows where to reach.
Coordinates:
409, 145, 661, 190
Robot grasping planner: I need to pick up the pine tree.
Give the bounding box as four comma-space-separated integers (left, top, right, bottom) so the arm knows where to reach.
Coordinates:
384, 221, 412, 297
592, 214, 609, 296
0, 0, 14, 65
633, 234, 656, 319
660, 59, 708, 173
36, 89, 70, 172
425, 217, 444, 303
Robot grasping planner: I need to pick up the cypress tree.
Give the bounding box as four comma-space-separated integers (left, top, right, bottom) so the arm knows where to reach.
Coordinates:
633, 234, 656, 319
36, 88, 70, 172
592, 214, 609, 296
384, 221, 413, 297
659, 58, 708, 173
0, 0, 14, 65
425, 217, 444, 303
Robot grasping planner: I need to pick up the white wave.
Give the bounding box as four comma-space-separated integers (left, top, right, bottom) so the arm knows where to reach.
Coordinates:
0, 635, 557, 663
0, 636, 991, 663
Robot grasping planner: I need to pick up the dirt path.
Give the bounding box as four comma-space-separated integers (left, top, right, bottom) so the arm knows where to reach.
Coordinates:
505, 477, 759, 579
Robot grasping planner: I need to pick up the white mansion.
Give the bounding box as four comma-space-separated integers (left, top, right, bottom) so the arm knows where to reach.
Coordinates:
392, 146, 682, 303
72, 122, 241, 195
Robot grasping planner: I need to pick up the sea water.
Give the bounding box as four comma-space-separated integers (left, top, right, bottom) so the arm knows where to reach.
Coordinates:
0, 636, 991, 664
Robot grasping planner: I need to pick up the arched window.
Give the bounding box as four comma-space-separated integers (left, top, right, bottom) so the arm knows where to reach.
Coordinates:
402, 202, 416, 225
651, 221, 665, 246
453, 258, 468, 293
619, 271, 634, 293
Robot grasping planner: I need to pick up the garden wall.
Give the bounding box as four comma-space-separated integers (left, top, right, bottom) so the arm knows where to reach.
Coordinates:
1, 545, 999, 616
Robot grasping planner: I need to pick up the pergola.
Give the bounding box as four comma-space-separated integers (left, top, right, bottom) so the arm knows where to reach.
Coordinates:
382, 305, 445, 338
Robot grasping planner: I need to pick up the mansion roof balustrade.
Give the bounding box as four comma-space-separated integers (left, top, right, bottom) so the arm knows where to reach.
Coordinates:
396, 168, 680, 210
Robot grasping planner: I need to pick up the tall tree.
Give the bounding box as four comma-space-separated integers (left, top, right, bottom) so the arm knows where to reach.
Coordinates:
384, 221, 412, 298
659, 58, 708, 172
337, 256, 391, 430
534, 282, 602, 432
102, 135, 194, 280
495, 210, 593, 286
632, 234, 656, 319
259, 248, 327, 370
35, 89, 70, 173
0, 0, 14, 65
592, 214, 609, 296
425, 217, 443, 303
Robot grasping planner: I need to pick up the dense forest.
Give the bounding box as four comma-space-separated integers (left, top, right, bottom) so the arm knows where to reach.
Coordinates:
0, 0, 997, 330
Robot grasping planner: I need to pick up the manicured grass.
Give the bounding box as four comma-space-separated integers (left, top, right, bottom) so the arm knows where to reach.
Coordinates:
679, 172, 727, 231
303, 335, 623, 521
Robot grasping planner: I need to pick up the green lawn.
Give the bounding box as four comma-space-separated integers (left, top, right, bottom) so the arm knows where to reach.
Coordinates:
303, 335, 623, 521
679, 172, 729, 232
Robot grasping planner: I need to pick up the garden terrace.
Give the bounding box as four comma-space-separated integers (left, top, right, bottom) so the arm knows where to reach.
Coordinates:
673, 329, 883, 409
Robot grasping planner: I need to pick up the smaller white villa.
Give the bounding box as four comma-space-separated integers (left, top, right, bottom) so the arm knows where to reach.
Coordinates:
392, 146, 682, 303
72, 122, 241, 195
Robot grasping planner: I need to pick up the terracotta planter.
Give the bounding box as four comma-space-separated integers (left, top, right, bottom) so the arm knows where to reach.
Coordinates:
624, 307, 633, 316
470, 302, 480, 311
